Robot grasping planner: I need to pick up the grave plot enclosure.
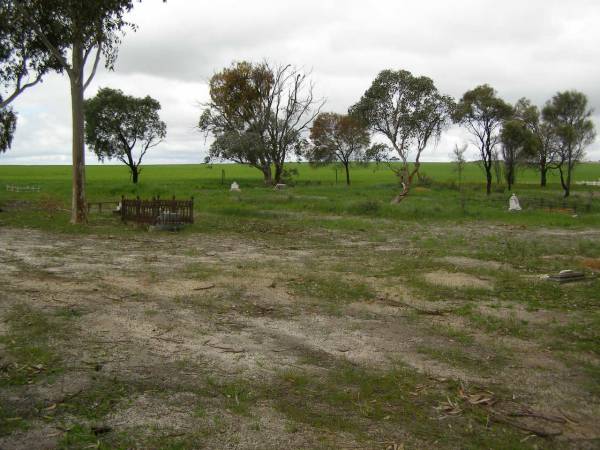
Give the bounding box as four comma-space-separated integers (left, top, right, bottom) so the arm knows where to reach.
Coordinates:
120, 196, 194, 225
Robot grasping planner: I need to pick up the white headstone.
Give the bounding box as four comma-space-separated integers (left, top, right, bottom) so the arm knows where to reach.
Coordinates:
230, 181, 240, 192
509, 193, 522, 211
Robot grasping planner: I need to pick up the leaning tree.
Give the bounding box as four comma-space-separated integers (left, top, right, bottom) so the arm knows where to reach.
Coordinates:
85, 87, 166, 184
199, 61, 324, 185
542, 91, 596, 197
454, 84, 513, 195
4, 0, 162, 223
306, 112, 370, 186
350, 69, 454, 203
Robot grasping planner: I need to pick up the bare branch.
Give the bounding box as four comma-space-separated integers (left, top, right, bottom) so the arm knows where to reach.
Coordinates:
83, 43, 102, 92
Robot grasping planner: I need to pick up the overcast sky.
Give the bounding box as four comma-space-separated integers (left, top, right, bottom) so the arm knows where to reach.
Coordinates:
3, 0, 600, 165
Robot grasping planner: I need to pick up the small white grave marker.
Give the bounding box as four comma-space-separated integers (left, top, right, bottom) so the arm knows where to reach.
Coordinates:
509, 193, 522, 211
230, 181, 241, 192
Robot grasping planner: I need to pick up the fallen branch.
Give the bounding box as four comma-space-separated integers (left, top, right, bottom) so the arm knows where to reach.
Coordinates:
558, 408, 579, 424
205, 342, 245, 353
386, 298, 455, 315
193, 283, 215, 290
105, 293, 136, 302
490, 412, 562, 438
509, 410, 567, 424
154, 327, 175, 338
151, 336, 184, 344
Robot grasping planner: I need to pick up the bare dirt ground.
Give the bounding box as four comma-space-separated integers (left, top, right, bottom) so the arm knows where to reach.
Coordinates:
0, 225, 599, 449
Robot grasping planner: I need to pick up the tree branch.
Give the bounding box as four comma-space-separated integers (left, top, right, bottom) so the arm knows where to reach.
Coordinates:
83, 43, 102, 92
0, 72, 43, 108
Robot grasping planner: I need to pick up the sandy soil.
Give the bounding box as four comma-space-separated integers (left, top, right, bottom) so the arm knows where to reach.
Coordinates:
0, 226, 598, 449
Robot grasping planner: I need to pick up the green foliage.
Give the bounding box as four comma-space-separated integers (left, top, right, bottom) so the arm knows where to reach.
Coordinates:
454, 84, 513, 194
542, 90, 596, 196
500, 119, 536, 189
0, 102, 17, 153
20, 0, 138, 69
350, 69, 454, 189
199, 61, 273, 176
306, 112, 370, 185
84, 87, 166, 183
200, 61, 320, 184
0, 1, 61, 108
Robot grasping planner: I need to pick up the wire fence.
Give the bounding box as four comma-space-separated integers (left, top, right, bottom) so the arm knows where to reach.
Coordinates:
5, 184, 41, 192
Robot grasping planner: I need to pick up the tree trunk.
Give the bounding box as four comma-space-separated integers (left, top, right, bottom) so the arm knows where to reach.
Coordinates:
565, 161, 573, 199
391, 166, 410, 203
261, 165, 272, 185
69, 39, 87, 224
558, 165, 569, 198
391, 181, 410, 204
540, 167, 547, 187
344, 162, 350, 186
485, 167, 492, 195
131, 165, 139, 184
274, 163, 283, 185
506, 165, 514, 191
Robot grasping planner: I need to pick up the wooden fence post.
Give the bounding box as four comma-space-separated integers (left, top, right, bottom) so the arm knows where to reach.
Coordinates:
190, 196, 194, 223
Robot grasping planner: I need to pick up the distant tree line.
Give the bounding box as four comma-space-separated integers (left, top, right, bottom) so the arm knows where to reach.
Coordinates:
200, 62, 596, 200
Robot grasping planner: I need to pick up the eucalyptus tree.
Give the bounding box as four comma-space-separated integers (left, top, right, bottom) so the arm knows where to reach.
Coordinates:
199, 61, 275, 183
4, 0, 163, 223
306, 112, 370, 185
85, 88, 166, 184
500, 119, 535, 190
350, 69, 454, 203
454, 84, 513, 195
542, 91, 596, 197
513, 98, 558, 187
199, 61, 324, 185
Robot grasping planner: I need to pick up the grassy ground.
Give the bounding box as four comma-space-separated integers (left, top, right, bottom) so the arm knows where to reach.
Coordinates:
1, 163, 599, 449
1, 162, 599, 233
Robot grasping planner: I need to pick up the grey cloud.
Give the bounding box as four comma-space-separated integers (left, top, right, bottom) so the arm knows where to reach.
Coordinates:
2, 0, 599, 165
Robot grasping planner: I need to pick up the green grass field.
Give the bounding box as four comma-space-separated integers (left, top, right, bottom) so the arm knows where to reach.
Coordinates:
1, 161, 600, 192
1, 162, 599, 232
